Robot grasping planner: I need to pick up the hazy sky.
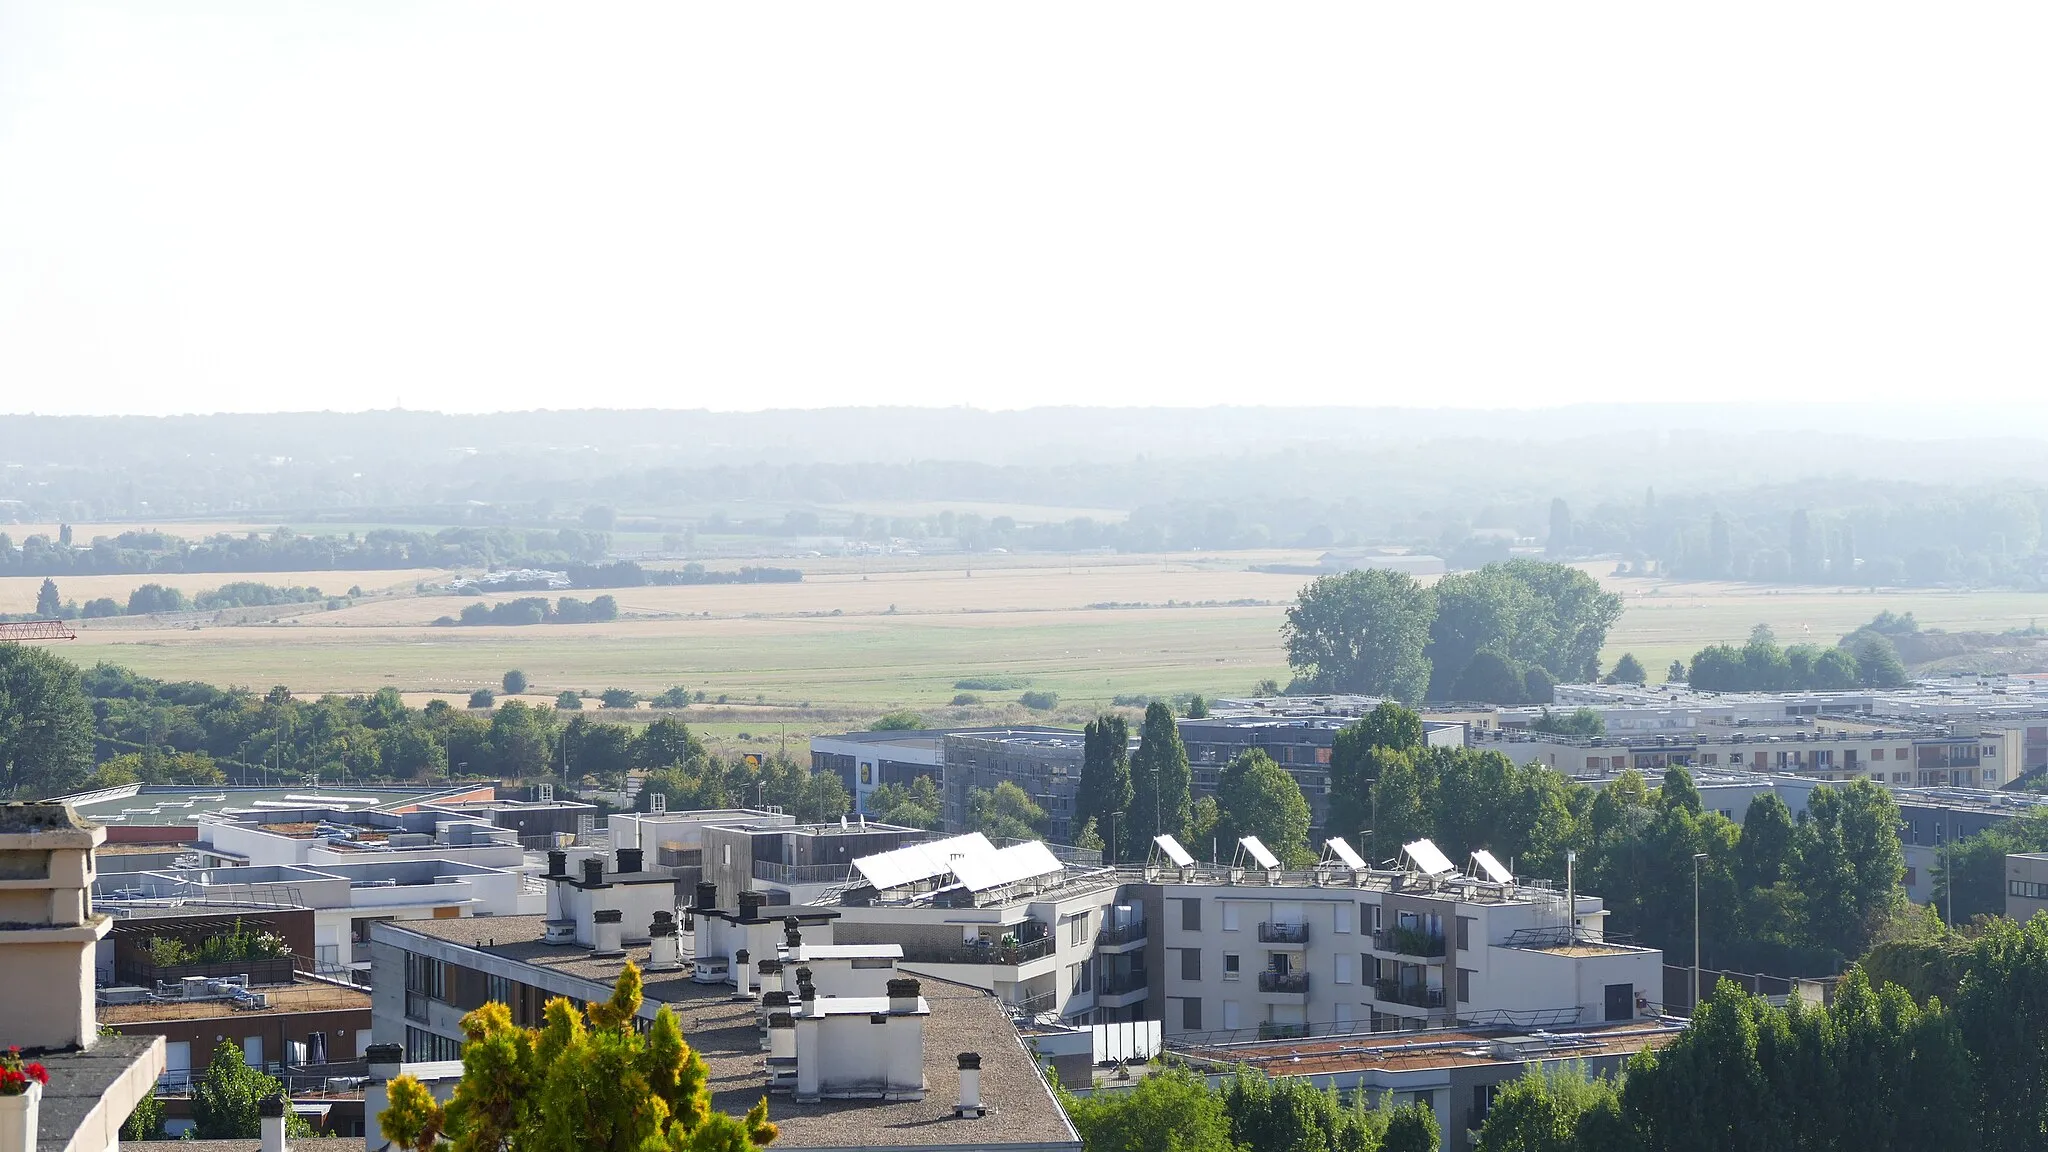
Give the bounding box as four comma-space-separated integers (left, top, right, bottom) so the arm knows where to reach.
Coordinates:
2, 4, 2043, 417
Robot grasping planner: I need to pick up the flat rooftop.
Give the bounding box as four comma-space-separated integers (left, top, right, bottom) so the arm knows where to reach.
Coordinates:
384, 915, 1078, 1150
1177, 1021, 1682, 1077
55, 785, 482, 825
98, 978, 370, 1024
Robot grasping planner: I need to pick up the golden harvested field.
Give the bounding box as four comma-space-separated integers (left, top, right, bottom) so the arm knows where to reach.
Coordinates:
11, 550, 2044, 717
323, 558, 1303, 626
0, 569, 449, 614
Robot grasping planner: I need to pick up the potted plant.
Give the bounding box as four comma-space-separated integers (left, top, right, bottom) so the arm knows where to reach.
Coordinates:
0, 1047, 50, 1152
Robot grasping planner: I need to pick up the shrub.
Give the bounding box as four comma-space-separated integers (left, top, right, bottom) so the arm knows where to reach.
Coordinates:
956, 676, 1030, 691
870, 710, 927, 731
600, 688, 638, 709
951, 693, 981, 706
1019, 690, 1060, 711
556, 691, 584, 711
468, 689, 496, 709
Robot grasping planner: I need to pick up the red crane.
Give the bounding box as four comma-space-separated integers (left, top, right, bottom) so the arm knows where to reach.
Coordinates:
0, 619, 78, 642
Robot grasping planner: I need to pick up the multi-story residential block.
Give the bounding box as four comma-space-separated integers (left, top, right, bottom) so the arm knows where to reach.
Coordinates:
810, 728, 951, 813
1141, 836, 1662, 1043
2006, 852, 2048, 921
939, 729, 1093, 840
1479, 719, 2022, 790
368, 867, 1083, 1152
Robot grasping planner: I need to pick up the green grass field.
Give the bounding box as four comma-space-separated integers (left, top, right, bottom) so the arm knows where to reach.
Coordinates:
38, 563, 2048, 731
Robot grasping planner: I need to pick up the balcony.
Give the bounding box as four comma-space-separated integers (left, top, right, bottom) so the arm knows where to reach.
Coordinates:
1375, 979, 1444, 1009
1258, 970, 1310, 995
1011, 989, 1058, 1016
899, 935, 1055, 966
1373, 926, 1446, 958
1099, 971, 1148, 998
1257, 921, 1310, 945
1097, 921, 1148, 948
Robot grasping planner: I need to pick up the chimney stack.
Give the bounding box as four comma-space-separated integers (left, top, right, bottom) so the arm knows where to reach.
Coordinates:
956, 1053, 985, 1118
784, 917, 803, 951
366, 1044, 402, 1084
545, 850, 567, 878
592, 908, 624, 956
769, 1012, 796, 1062
734, 949, 753, 996
888, 977, 922, 1014
695, 882, 718, 911
648, 911, 681, 970
797, 976, 818, 1016
759, 958, 783, 995
260, 1092, 289, 1152
738, 891, 766, 920
582, 857, 606, 886
617, 847, 643, 874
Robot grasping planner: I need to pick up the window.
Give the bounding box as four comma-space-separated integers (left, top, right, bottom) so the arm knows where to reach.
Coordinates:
1362, 902, 1380, 932
1699, 753, 1718, 766
1457, 968, 1472, 1004
1182, 997, 1203, 1031
2010, 880, 2048, 900
1456, 916, 1473, 952
404, 952, 446, 999
485, 973, 512, 1006
1181, 898, 1202, 932
1223, 953, 1241, 980
405, 1026, 461, 1063
1222, 1000, 1241, 1030
1069, 914, 1090, 946
1986, 769, 1998, 782
1181, 948, 1203, 981
1335, 903, 1354, 934
1586, 756, 1603, 770
1222, 903, 1241, 932
1897, 747, 1910, 760
1362, 954, 1377, 984
1335, 954, 1353, 984
1870, 747, 1884, 761
1335, 1002, 1353, 1026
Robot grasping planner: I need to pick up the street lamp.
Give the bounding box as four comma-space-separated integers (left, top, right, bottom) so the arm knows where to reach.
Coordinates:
1692, 852, 1708, 1014
1108, 810, 1122, 867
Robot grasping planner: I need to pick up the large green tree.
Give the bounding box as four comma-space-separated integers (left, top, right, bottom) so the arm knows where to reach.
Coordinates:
0, 644, 94, 798
1282, 568, 1434, 701
190, 1040, 312, 1139
1060, 1066, 1236, 1152
966, 781, 1045, 842
1213, 751, 1313, 867
1127, 702, 1191, 843
1324, 702, 1425, 846
1076, 713, 1134, 861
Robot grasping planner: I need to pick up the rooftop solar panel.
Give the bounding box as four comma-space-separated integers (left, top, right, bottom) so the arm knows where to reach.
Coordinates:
1402, 838, 1456, 876
852, 832, 995, 891
949, 840, 1063, 892
1239, 835, 1281, 870
1324, 837, 1368, 870
1153, 834, 1195, 868
1471, 849, 1514, 885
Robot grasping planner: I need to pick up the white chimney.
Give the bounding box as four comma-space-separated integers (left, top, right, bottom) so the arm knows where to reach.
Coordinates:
770, 1011, 797, 1061
648, 911, 681, 971
260, 1092, 288, 1152
956, 1052, 985, 1118
794, 1005, 822, 1103
734, 949, 753, 998
759, 959, 784, 996
884, 978, 926, 1101
592, 908, 624, 956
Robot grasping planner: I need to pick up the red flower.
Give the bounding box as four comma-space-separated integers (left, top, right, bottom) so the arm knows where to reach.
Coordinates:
25, 1064, 47, 1085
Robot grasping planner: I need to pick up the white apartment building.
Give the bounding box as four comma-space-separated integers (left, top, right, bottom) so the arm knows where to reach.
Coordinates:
1481, 721, 2023, 789
1143, 837, 1661, 1043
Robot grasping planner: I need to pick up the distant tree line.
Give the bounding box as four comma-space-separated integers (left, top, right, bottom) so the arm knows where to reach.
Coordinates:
1679, 619, 1909, 691
0, 526, 610, 576
1061, 1062, 1440, 1152
1283, 561, 1623, 704
438, 595, 620, 626
10, 578, 334, 621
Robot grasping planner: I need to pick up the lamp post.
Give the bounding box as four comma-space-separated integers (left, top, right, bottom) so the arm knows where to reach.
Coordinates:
1692, 852, 1708, 1014
1108, 810, 1121, 867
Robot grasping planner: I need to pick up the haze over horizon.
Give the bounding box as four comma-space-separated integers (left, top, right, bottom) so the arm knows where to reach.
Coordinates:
3, 3, 2044, 417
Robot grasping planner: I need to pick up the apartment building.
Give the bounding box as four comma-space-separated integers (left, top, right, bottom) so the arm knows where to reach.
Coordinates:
2006, 852, 2048, 921
940, 729, 1094, 841
819, 833, 1145, 1025
1180, 713, 1464, 829
368, 876, 1082, 1152
1142, 836, 1662, 1044
810, 728, 951, 813
1480, 721, 2022, 790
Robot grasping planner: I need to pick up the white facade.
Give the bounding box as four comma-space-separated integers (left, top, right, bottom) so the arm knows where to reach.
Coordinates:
1150, 871, 1660, 1042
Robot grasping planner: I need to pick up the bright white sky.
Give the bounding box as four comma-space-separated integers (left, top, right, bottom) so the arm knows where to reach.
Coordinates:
1, 3, 2043, 417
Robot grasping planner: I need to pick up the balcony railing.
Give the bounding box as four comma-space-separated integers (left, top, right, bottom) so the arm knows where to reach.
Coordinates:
1099, 972, 1148, 997
752, 859, 855, 886
1257, 921, 1310, 945
1258, 971, 1310, 994
1011, 989, 1058, 1016
1374, 926, 1446, 958
1097, 921, 1148, 947
1375, 979, 1444, 1008
899, 935, 1055, 966
1258, 1021, 1308, 1040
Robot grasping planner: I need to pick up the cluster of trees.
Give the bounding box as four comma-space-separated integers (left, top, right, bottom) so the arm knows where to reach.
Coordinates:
1328, 704, 1904, 973
634, 746, 850, 825
1061, 1063, 1439, 1152
441, 595, 620, 627
1283, 562, 1623, 704
14, 577, 334, 621
1478, 916, 2048, 1152
0, 648, 776, 802
1681, 622, 1908, 692
1073, 704, 1194, 862
379, 963, 776, 1152
0, 525, 611, 576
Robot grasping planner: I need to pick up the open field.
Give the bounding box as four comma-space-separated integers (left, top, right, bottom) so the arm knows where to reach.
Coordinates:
0, 569, 448, 614
13, 551, 2047, 723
